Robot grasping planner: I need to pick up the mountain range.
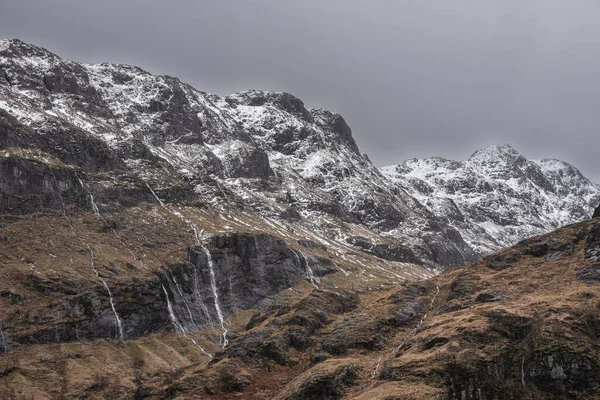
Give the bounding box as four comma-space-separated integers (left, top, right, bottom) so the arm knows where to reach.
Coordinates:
0, 39, 599, 399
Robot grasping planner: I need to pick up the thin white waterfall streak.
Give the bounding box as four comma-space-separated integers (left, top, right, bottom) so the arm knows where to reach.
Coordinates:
146, 182, 218, 331
77, 177, 140, 264
214, 179, 232, 207
521, 357, 526, 386
395, 286, 440, 353
87, 245, 124, 342
301, 252, 320, 289
333, 262, 350, 277
169, 270, 198, 330
50, 173, 76, 235
77, 177, 99, 215
202, 247, 228, 347
51, 173, 125, 341
145, 182, 200, 244
162, 284, 185, 334
371, 356, 383, 380
146, 181, 224, 348
189, 253, 213, 324
162, 285, 212, 358
145, 182, 167, 208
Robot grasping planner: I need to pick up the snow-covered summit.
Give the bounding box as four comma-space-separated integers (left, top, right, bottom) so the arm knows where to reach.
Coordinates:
382, 145, 600, 254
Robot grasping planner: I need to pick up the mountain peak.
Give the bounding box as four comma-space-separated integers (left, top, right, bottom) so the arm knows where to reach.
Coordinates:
0, 38, 55, 58
467, 143, 521, 163
0, 38, 26, 49
381, 143, 600, 255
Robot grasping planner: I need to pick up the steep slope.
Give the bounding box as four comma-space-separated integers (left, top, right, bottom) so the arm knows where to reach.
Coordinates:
382, 144, 600, 255
0, 38, 475, 269
154, 215, 600, 399
4, 204, 597, 399
0, 38, 467, 397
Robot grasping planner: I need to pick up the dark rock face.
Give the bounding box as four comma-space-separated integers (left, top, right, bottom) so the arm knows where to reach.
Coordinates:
289, 364, 359, 400
161, 234, 333, 337
0, 156, 83, 213
226, 90, 313, 122
593, 205, 600, 219
214, 290, 359, 367
310, 108, 360, 154
475, 291, 504, 303
585, 223, 600, 261
320, 284, 426, 356
345, 236, 421, 264
1, 40, 112, 119
577, 264, 600, 282
215, 142, 271, 179
443, 349, 600, 400
421, 221, 477, 267
3, 233, 321, 348
485, 253, 519, 271
145, 78, 205, 145
198, 234, 308, 314
16, 274, 168, 346
483, 230, 586, 270
0, 110, 125, 173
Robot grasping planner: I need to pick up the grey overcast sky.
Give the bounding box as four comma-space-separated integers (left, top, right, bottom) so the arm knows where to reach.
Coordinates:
1, 0, 599, 181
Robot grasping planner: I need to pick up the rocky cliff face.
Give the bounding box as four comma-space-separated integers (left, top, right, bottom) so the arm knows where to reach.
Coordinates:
382, 144, 600, 255
149, 214, 600, 399
3, 209, 594, 399
0, 38, 478, 270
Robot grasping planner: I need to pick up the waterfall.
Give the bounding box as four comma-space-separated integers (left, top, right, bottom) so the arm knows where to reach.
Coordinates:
189, 252, 213, 325
201, 247, 228, 347
370, 356, 383, 380
76, 177, 99, 215
333, 262, 350, 277
146, 182, 227, 347
145, 182, 201, 244
77, 176, 141, 265
162, 284, 186, 334
87, 245, 124, 342
395, 285, 440, 353
162, 285, 212, 358
290, 250, 319, 289
167, 270, 199, 330
51, 172, 125, 342
300, 252, 320, 289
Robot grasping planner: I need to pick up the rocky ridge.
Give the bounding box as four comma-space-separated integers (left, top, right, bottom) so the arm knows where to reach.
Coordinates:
382, 143, 600, 255
0, 38, 482, 272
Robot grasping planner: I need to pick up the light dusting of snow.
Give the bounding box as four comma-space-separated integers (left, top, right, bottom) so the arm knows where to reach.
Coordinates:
3, 39, 595, 283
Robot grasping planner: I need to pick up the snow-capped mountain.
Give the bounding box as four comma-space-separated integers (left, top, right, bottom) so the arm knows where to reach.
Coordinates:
381, 143, 600, 255
4, 39, 600, 398
1, 39, 597, 269
0, 38, 476, 271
